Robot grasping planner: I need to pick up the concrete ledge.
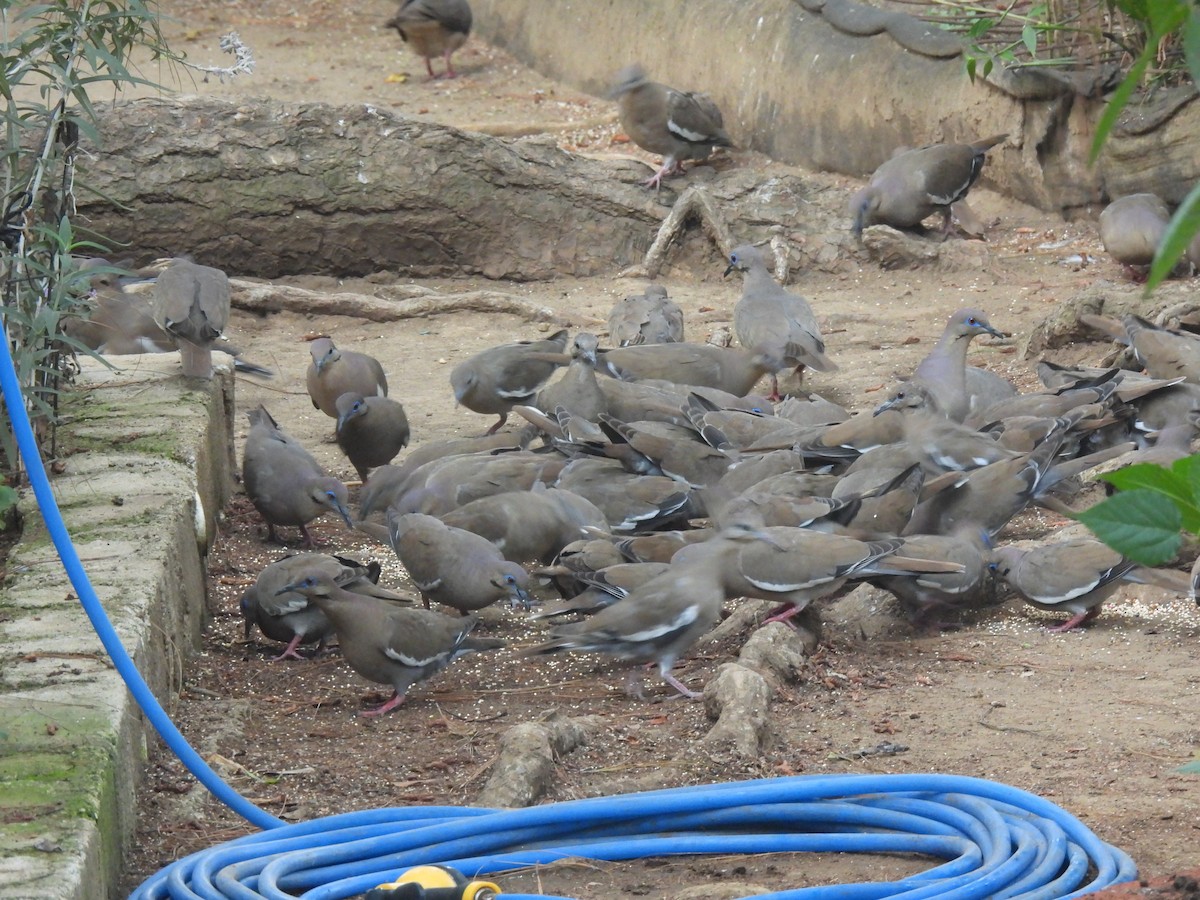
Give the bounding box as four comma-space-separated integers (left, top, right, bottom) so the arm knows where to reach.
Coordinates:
0, 355, 233, 900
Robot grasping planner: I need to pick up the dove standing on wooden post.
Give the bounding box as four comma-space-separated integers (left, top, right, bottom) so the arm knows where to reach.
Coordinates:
725, 244, 835, 401
151, 258, 230, 379
242, 405, 354, 548
306, 337, 389, 418
849, 134, 1007, 236
610, 64, 733, 190
276, 569, 503, 716
384, 0, 473, 80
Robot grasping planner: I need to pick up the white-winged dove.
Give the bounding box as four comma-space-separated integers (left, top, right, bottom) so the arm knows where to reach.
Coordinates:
65, 267, 272, 376
277, 568, 503, 716
903, 422, 1133, 537
988, 538, 1183, 631
152, 258, 231, 379
849, 134, 1007, 236
525, 522, 774, 699
1120, 314, 1200, 384
555, 457, 693, 532
874, 383, 1018, 473
907, 307, 1006, 422
607, 284, 684, 346
241, 552, 413, 660
440, 485, 609, 564
535, 332, 607, 422
242, 405, 354, 548
535, 537, 627, 598
867, 529, 991, 628
613, 528, 715, 563
357, 431, 532, 519
718, 526, 965, 624
335, 392, 411, 482
610, 64, 733, 190
598, 414, 734, 488
66, 270, 175, 355
393, 452, 565, 517
1098, 193, 1171, 278
306, 337, 388, 418
726, 244, 836, 400
531, 561, 672, 621
451, 329, 570, 434
599, 342, 777, 398
714, 449, 814, 498
384, 0, 473, 80
385, 511, 530, 614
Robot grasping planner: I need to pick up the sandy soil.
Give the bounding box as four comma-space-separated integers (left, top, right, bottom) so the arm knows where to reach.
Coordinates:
118, 1, 1200, 895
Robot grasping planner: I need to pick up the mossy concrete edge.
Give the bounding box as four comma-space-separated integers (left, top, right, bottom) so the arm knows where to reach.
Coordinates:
0, 354, 233, 900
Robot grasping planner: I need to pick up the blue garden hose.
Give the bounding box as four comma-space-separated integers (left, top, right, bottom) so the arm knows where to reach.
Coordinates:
0, 327, 1137, 900
128, 774, 1136, 900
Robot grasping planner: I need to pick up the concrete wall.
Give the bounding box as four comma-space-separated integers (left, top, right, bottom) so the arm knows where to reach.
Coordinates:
0, 356, 233, 899
472, 0, 1200, 215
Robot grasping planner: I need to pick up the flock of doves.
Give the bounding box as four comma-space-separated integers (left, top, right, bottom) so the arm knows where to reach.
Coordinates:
62, 0, 1200, 715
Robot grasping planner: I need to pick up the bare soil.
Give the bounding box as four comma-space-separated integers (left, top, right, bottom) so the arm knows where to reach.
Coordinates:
120, 1, 1200, 895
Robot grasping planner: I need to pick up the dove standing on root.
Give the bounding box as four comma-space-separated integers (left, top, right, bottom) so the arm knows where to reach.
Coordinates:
240, 552, 413, 660
242, 405, 354, 548
151, 258, 230, 379
607, 285, 684, 346
725, 244, 836, 400
383, 511, 530, 614
306, 337, 389, 419
850, 134, 1007, 236
525, 523, 777, 699
384, 0, 473, 80
609, 64, 733, 190
335, 392, 411, 482
450, 329, 570, 433
277, 569, 503, 716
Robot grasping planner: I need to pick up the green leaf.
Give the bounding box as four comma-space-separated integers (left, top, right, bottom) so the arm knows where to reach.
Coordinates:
1074, 489, 1183, 566
1147, 181, 1200, 292
1185, 9, 1200, 87
1022, 23, 1039, 55
1100, 461, 1191, 497
1090, 46, 1154, 164
1145, 0, 1189, 39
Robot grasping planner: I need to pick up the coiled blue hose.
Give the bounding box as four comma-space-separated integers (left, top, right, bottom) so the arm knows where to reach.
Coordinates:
0, 332, 1137, 900
129, 773, 1135, 900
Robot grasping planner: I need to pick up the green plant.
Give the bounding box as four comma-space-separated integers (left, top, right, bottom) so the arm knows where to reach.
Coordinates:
0, 3, 252, 485
1075, 457, 1200, 565
0, 1, 173, 483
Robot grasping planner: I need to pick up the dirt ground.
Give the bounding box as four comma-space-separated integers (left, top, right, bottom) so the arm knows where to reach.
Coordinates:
117, 1, 1200, 895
